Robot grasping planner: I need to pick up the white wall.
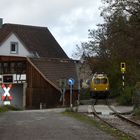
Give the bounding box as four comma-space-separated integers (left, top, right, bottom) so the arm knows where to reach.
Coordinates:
0, 87, 3, 105
10, 84, 23, 108
0, 33, 31, 57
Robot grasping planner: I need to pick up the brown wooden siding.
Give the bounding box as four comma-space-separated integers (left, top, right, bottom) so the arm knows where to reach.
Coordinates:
0, 56, 78, 109
0, 56, 26, 61
26, 61, 61, 109
64, 91, 78, 106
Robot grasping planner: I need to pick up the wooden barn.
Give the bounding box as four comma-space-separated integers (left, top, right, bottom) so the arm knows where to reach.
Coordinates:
0, 20, 78, 109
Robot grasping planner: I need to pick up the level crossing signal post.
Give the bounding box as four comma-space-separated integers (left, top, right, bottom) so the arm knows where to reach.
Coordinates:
77, 79, 81, 106
1, 84, 13, 105
121, 62, 126, 91
59, 79, 66, 107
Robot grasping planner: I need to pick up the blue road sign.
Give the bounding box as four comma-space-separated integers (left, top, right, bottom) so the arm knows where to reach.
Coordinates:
68, 78, 75, 86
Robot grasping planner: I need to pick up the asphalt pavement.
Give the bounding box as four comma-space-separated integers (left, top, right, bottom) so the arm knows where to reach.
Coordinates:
0, 109, 116, 140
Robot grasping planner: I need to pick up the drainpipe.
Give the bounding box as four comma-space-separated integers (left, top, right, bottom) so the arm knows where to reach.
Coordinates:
23, 82, 27, 109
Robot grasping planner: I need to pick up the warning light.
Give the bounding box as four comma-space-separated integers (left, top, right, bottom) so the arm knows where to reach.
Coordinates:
121, 62, 126, 73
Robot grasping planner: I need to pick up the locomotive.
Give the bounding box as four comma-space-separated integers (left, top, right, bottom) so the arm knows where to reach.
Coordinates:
90, 73, 110, 99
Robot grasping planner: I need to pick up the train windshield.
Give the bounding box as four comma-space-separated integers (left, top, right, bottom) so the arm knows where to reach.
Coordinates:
94, 78, 100, 84
94, 78, 107, 84
100, 78, 107, 84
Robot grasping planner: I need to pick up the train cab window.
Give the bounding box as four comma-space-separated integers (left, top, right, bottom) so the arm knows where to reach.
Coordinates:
101, 78, 107, 84
94, 79, 100, 84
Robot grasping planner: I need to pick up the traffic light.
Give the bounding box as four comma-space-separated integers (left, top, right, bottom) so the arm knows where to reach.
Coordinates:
121, 62, 126, 73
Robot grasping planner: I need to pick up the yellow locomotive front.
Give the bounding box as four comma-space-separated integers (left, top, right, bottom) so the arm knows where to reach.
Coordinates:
90, 74, 110, 98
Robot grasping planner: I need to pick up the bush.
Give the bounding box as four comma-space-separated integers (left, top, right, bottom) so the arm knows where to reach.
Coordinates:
65, 107, 75, 112
80, 89, 91, 100
133, 82, 140, 109
118, 86, 133, 106
133, 108, 140, 117
0, 105, 21, 112
0, 106, 9, 112
109, 72, 122, 98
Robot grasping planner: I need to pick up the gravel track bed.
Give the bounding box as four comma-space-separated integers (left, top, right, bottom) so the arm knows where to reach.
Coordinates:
102, 115, 140, 140
130, 117, 140, 125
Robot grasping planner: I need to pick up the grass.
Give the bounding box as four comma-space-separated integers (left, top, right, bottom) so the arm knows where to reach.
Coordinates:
63, 111, 134, 140
0, 105, 21, 112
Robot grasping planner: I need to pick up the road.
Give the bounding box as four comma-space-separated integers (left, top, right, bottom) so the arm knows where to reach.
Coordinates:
0, 109, 116, 140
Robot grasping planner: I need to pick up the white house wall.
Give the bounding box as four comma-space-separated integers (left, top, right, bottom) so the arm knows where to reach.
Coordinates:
0, 33, 31, 57
10, 84, 23, 108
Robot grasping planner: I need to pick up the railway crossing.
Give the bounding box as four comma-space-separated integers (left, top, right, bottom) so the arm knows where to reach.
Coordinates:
1, 84, 12, 105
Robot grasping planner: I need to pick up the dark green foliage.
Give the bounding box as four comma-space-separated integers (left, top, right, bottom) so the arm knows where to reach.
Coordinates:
133, 82, 140, 108
117, 86, 133, 105
132, 82, 140, 117
0, 105, 21, 112
75, 0, 140, 102
80, 89, 91, 100
0, 106, 9, 112
133, 108, 140, 118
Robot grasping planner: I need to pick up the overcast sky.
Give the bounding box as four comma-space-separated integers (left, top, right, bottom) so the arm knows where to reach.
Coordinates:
0, 0, 103, 58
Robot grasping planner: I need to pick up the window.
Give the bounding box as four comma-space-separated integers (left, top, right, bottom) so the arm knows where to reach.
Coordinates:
10, 62, 16, 74
0, 63, 2, 74
94, 78, 108, 84
94, 78, 100, 84
3, 62, 9, 74
10, 42, 18, 54
15, 62, 26, 74
101, 78, 107, 84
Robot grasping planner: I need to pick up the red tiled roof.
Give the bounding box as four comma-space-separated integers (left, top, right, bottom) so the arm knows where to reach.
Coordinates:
0, 23, 68, 58
29, 57, 78, 90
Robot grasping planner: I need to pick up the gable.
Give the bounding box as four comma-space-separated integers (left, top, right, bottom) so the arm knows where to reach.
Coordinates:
0, 24, 68, 59
0, 33, 31, 57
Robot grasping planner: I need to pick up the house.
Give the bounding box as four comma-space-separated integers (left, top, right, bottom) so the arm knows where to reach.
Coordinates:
0, 19, 78, 109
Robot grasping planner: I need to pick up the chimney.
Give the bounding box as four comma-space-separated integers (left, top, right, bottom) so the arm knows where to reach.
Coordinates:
0, 18, 3, 28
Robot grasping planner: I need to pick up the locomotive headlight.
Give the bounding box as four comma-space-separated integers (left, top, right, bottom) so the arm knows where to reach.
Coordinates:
94, 88, 97, 90
106, 88, 108, 90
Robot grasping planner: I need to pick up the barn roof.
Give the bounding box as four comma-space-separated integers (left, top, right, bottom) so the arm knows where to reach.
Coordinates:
28, 57, 78, 90
0, 23, 68, 58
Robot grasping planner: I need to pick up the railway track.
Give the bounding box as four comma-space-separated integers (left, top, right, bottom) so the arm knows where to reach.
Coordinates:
89, 99, 140, 140
106, 99, 140, 128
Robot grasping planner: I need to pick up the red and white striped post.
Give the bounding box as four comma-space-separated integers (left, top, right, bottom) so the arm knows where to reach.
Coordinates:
1, 84, 12, 105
